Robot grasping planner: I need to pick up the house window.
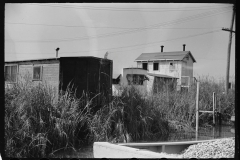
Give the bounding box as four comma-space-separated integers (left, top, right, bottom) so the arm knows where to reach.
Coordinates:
33, 66, 42, 81
169, 62, 175, 72
153, 63, 159, 71
5, 65, 18, 83
142, 63, 148, 70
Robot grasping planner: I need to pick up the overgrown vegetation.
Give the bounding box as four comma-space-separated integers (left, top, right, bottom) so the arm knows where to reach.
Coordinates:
5, 75, 234, 157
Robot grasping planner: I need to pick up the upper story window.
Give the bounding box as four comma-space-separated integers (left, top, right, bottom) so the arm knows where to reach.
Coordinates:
5, 65, 18, 83
153, 63, 159, 71
33, 66, 42, 81
169, 62, 176, 72
142, 63, 148, 70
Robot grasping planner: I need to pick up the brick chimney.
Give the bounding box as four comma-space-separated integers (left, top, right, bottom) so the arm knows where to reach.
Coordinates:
183, 44, 186, 51
161, 45, 164, 52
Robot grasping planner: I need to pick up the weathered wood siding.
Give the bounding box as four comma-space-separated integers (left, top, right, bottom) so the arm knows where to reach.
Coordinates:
181, 56, 194, 85
17, 63, 59, 87
59, 57, 112, 112
17, 63, 59, 88
5, 61, 60, 101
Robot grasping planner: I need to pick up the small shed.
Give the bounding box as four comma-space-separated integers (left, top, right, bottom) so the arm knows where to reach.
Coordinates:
5, 56, 113, 112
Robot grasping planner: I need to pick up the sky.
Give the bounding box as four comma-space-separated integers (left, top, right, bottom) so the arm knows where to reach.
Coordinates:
5, 3, 235, 81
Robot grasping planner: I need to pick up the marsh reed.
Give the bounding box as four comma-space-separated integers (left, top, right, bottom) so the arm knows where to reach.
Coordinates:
5, 75, 234, 157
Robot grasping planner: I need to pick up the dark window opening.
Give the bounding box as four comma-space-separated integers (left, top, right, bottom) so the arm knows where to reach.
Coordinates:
5, 65, 17, 82
142, 63, 148, 70
33, 66, 42, 80
153, 63, 159, 71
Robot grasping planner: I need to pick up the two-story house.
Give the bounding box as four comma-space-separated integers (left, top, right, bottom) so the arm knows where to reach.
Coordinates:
135, 45, 196, 90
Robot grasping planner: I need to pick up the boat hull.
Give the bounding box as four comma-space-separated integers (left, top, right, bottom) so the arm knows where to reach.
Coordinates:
93, 138, 229, 158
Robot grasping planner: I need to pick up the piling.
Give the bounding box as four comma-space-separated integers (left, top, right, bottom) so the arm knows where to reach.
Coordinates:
195, 82, 200, 139
213, 92, 215, 126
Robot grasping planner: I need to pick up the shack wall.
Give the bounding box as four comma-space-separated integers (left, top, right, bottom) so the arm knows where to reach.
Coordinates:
59, 57, 112, 112
18, 63, 59, 87
5, 61, 60, 101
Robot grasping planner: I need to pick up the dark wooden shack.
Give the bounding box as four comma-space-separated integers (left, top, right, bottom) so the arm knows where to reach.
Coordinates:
59, 57, 112, 111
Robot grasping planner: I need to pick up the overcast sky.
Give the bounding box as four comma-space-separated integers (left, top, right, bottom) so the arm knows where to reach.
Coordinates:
5, 3, 235, 81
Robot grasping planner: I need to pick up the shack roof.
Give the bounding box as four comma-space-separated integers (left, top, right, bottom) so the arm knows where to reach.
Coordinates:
5, 56, 112, 64
5, 57, 59, 64
135, 51, 196, 63
147, 73, 179, 79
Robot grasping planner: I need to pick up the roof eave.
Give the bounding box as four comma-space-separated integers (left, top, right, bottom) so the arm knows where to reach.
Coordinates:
135, 59, 181, 62
187, 51, 196, 63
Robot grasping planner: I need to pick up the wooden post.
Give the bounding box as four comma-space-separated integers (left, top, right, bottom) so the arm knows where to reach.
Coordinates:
195, 82, 200, 138
219, 96, 222, 137
215, 94, 218, 125
213, 92, 215, 126
213, 126, 215, 138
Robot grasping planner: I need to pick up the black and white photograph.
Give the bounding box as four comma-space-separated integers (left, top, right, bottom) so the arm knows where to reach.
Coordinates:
4, 3, 236, 158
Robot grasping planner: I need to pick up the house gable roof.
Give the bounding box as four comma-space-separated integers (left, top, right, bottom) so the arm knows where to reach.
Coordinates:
135, 51, 196, 63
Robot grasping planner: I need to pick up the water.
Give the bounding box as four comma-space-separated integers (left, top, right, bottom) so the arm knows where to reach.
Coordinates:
136, 125, 234, 143
54, 125, 234, 158
53, 145, 94, 158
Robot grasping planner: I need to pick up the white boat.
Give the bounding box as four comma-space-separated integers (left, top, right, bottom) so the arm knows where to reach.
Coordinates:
93, 138, 225, 158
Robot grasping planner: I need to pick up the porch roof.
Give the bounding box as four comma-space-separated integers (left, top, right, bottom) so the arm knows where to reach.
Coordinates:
147, 73, 179, 79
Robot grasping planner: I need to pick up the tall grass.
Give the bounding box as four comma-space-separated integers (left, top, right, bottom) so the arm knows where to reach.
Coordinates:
5, 74, 234, 157
197, 76, 235, 125
146, 75, 235, 130
5, 76, 93, 157
89, 86, 170, 143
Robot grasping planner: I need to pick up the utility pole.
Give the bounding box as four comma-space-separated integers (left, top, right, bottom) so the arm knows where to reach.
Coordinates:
222, 5, 235, 94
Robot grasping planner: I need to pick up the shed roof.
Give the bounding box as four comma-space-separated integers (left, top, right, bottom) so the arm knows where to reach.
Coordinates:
5, 57, 59, 64
147, 73, 179, 79
5, 56, 111, 64
135, 51, 196, 63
